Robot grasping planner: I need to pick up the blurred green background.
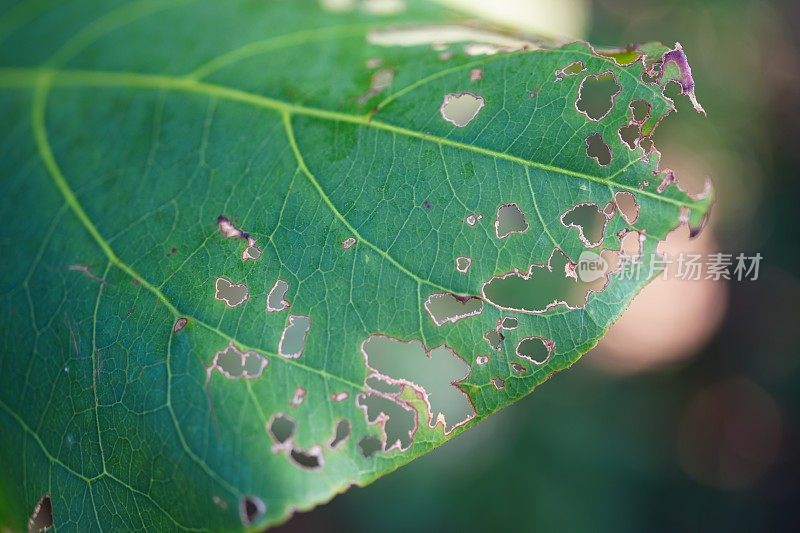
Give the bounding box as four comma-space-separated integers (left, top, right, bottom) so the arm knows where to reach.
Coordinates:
276, 0, 800, 531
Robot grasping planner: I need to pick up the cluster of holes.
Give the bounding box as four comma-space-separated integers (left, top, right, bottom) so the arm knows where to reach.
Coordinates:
267, 414, 328, 470
465, 213, 483, 226
215, 48, 688, 524
217, 215, 262, 262
209, 343, 268, 380
358, 392, 417, 451
362, 335, 474, 435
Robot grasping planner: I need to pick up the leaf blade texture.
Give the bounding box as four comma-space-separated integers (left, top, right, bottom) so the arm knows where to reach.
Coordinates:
0, 0, 712, 530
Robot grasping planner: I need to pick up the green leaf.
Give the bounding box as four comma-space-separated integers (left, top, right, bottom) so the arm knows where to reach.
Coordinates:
0, 0, 712, 530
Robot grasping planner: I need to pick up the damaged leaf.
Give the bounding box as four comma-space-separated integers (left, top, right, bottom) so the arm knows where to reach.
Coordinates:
0, 0, 712, 531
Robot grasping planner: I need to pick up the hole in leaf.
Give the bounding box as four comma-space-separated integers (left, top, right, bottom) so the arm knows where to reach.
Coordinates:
242, 240, 262, 261
618, 123, 640, 150
483, 329, 504, 351
465, 213, 483, 226
614, 192, 640, 224
358, 393, 416, 451
455, 256, 472, 273
424, 293, 483, 326
362, 335, 474, 433
629, 99, 650, 123
266, 279, 290, 312
359, 436, 382, 458
481, 250, 611, 313
555, 60, 584, 80
330, 419, 351, 449
576, 72, 620, 120
562, 203, 607, 247
331, 391, 349, 402
511, 362, 527, 374
28, 493, 52, 533
240, 496, 265, 527
289, 446, 323, 469
494, 203, 529, 239
278, 315, 311, 359
618, 229, 644, 257
516, 337, 554, 365
500, 317, 518, 330
214, 278, 249, 308
212, 343, 268, 380
476, 355, 490, 365
491, 377, 505, 390
268, 414, 295, 446
657, 169, 677, 194
218, 215, 261, 261
440, 92, 484, 127
585, 133, 612, 166
290, 387, 306, 407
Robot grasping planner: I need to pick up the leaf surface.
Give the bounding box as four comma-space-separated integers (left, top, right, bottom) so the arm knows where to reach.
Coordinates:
0, 0, 711, 530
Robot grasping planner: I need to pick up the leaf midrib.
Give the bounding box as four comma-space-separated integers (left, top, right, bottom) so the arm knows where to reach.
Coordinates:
1, 66, 705, 213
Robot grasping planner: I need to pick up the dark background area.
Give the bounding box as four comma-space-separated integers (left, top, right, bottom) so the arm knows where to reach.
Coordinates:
278, 0, 800, 530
